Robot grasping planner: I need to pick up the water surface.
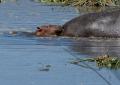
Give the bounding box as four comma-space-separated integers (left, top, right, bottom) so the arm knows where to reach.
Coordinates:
0, 0, 120, 85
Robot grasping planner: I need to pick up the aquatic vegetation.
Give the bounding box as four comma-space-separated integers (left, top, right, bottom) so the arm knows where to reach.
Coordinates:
95, 55, 120, 69
70, 55, 120, 70
37, 0, 120, 6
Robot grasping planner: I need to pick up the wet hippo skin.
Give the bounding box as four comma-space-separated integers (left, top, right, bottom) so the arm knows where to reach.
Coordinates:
36, 9, 120, 37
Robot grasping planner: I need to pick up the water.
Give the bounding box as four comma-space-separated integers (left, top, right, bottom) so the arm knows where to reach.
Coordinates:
0, 0, 120, 85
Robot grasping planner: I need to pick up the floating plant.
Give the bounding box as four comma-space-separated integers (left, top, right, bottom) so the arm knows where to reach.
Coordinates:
70, 55, 120, 70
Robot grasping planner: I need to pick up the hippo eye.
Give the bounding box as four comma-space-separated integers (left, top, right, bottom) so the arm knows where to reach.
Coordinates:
37, 27, 40, 29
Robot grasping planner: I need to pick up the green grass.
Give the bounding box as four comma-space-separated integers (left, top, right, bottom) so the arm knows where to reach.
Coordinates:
70, 55, 120, 70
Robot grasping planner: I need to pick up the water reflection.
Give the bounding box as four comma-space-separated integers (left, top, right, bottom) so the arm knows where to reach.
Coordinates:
113, 70, 120, 81
69, 38, 120, 57
0, 0, 16, 3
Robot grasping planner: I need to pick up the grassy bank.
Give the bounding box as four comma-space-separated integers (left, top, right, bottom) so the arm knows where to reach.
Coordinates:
37, 0, 120, 7
35, 0, 120, 12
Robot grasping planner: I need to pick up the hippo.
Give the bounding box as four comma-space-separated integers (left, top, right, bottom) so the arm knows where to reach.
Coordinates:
35, 25, 62, 37
35, 9, 120, 37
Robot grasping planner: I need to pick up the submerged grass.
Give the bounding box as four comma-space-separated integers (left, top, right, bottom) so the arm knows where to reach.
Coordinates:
70, 55, 120, 70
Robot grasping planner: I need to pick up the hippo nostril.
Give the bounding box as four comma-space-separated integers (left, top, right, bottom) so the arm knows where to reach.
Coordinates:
38, 29, 42, 32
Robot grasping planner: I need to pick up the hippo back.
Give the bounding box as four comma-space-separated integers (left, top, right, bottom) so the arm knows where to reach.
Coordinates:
62, 9, 120, 37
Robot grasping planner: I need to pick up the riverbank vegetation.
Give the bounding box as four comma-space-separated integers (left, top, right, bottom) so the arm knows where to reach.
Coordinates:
35, 0, 120, 12
38, 0, 120, 7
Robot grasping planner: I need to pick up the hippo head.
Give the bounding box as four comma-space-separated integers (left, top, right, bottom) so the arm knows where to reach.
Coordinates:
35, 25, 63, 37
